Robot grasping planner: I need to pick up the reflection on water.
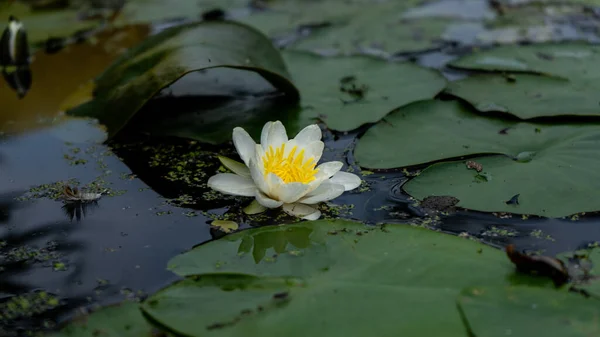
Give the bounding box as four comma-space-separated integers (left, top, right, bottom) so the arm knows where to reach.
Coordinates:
62, 201, 99, 222
2, 67, 32, 99
0, 24, 150, 135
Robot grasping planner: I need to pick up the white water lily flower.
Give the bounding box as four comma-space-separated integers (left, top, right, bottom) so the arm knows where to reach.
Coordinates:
207, 121, 362, 220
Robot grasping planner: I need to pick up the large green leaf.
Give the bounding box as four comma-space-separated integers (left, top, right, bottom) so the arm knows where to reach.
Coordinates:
355, 100, 600, 217
284, 52, 446, 131
446, 43, 600, 119
67, 21, 299, 143
147, 219, 544, 337
458, 286, 600, 337
52, 302, 157, 337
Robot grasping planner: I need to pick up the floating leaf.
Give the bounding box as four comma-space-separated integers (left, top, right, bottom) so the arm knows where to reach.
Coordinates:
150, 220, 544, 337
67, 21, 299, 143
355, 100, 600, 217
446, 43, 600, 119
211, 220, 238, 234
285, 52, 446, 131
458, 286, 600, 337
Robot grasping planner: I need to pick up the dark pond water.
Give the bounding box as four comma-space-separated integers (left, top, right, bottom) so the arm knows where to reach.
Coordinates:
2, 0, 600, 335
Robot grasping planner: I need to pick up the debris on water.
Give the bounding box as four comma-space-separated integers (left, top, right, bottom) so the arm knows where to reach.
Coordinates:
466, 160, 483, 172
211, 220, 239, 234
493, 212, 512, 219
505, 244, 568, 287
505, 194, 520, 205
419, 196, 460, 214
482, 226, 516, 238
61, 185, 102, 203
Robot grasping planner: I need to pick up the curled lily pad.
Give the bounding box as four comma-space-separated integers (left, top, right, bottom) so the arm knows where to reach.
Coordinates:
446, 43, 600, 119
67, 21, 299, 143
355, 100, 600, 217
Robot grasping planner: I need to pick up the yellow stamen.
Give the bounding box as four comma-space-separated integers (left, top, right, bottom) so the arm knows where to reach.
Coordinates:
263, 143, 319, 184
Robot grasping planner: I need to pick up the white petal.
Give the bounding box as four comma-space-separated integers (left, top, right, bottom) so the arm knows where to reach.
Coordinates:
299, 183, 345, 204
249, 157, 269, 194
303, 141, 324, 163
279, 139, 298, 158
260, 121, 273, 148
218, 156, 250, 178
266, 121, 288, 150
243, 200, 267, 215
294, 124, 322, 143
207, 174, 256, 196
330, 171, 362, 191
315, 161, 343, 180
267, 172, 285, 193
283, 203, 321, 220
275, 182, 311, 204
232, 127, 256, 166
255, 190, 284, 208
302, 210, 322, 220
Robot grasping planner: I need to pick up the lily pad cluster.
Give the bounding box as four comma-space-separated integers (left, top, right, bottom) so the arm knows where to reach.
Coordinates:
355, 43, 600, 218
52, 220, 600, 337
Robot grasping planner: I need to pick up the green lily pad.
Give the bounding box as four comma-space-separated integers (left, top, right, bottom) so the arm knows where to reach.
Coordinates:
67, 21, 299, 143
446, 43, 600, 119
355, 100, 600, 217
53, 302, 158, 337
208, 0, 460, 56
150, 219, 545, 336
458, 286, 600, 337
292, 16, 453, 57
284, 51, 446, 131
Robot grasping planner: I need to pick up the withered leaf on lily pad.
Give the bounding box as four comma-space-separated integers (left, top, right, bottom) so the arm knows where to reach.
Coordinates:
505, 244, 568, 287
67, 21, 299, 144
